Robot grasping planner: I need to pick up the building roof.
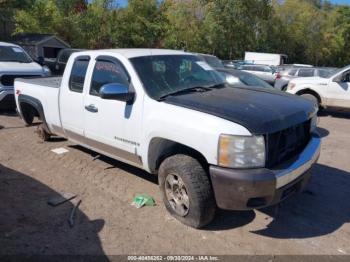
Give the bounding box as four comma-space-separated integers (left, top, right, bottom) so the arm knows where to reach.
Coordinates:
13, 33, 70, 47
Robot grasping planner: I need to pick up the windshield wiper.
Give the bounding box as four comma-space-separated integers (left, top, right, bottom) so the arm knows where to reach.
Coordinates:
206, 83, 226, 89
159, 86, 212, 100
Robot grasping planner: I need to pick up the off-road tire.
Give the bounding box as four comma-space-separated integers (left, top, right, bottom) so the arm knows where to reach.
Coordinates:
158, 154, 216, 228
22, 109, 34, 126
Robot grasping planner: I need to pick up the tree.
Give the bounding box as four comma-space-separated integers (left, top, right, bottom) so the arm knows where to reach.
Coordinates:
14, 0, 63, 34
163, 0, 204, 51
112, 0, 166, 48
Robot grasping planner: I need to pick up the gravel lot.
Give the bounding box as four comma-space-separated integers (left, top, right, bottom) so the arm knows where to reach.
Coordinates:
0, 109, 350, 256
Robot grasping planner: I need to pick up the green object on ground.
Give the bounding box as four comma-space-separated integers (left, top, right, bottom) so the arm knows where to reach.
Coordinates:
132, 194, 156, 208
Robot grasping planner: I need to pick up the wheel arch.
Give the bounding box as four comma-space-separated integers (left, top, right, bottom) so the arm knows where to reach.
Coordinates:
296, 88, 322, 105
18, 94, 51, 133
147, 137, 209, 174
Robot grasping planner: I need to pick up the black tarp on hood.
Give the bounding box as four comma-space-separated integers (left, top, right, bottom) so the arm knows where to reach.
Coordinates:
163, 86, 316, 135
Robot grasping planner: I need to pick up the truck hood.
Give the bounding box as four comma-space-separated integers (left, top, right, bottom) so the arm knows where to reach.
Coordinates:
163, 86, 316, 135
0, 61, 44, 74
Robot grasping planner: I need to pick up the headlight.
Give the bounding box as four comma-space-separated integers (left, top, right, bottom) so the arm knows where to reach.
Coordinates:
218, 134, 265, 168
287, 82, 295, 90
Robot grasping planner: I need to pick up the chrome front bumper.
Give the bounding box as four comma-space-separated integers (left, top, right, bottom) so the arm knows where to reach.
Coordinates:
210, 133, 321, 210
274, 135, 321, 188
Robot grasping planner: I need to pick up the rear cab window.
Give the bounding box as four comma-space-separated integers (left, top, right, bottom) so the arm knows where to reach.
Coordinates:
69, 56, 90, 93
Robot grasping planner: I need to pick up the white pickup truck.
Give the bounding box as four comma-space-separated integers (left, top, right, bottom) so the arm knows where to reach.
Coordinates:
0, 42, 50, 109
15, 49, 321, 228
286, 65, 350, 109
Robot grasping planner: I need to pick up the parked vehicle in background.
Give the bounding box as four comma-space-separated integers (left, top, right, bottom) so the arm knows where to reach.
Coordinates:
238, 64, 277, 84
222, 60, 246, 69
196, 54, 273, 89
15, 49, 320, 228
219, 68, 274, 89
244, 52, 288, 66
275, 67, 337, 91
287, 65, 350, 109
276, 64, 313, 73
51, 48, 84, 75
0, 42, 50, 110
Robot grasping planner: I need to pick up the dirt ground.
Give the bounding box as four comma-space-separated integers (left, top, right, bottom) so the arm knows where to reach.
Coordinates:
0, 109, 350, 256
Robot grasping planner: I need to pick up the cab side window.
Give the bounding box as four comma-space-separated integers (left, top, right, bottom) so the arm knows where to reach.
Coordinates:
90, 59, 129, 96
69, 57, 90, 93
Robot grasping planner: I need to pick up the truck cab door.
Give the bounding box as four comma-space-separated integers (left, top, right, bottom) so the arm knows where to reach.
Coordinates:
83, 56, 143, 166
327, 70, 350, 109
59, 56, 90, 138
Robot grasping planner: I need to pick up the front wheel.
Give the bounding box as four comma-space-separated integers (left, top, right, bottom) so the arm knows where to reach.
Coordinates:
158, 154, 216, 228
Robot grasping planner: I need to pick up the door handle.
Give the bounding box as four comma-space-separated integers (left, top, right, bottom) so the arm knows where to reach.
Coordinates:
85, 104, 98, 113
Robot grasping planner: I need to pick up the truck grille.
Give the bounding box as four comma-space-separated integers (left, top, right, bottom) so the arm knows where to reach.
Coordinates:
0, 75, 41, 87
266, 120, 311, 168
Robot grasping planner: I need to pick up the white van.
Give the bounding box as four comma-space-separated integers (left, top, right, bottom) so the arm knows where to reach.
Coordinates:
244, 52, 288, 66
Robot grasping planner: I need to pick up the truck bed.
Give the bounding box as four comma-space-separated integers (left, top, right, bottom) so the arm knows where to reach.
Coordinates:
16, 77, 62, 88
14, 76, 62, 135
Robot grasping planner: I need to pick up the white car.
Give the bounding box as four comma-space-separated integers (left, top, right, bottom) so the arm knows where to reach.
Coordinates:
275, 67, 336, 91
286, 65, 350, 109
0, 42, 50, 109
14, 49, 320, 228
238, 64, 277, 84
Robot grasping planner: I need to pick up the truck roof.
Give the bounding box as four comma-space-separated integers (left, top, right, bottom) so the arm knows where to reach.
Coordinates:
74, 48, 188, 59
0, 41, 21, 47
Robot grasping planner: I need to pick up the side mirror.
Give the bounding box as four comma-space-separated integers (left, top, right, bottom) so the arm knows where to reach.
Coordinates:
36, 56, 45, 65
99, 83, 135, 103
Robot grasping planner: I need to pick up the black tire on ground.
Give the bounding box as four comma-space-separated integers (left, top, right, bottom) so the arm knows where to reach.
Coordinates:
22, 109, 34, 126
158, 154, 216, 228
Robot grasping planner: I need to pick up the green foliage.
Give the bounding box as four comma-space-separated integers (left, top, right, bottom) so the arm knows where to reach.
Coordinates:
112, 0, 165, 48
15, 0, 62, 34
5, 0, 350, 66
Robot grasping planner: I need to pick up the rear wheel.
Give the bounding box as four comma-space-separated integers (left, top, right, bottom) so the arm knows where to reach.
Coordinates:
158, 154, 216, 228
22, 109, 34, 126
20, 103, 37, 126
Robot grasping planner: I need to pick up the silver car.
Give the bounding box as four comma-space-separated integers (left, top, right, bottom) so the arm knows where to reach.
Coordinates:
275, 67, 336, 91
238, 64, 277, 84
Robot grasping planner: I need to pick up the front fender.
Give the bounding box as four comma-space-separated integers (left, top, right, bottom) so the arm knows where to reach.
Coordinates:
140, 98, 251, 172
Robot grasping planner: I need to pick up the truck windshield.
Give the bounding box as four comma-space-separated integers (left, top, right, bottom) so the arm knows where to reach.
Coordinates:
0, 46, 33, 63
130, 55, 226, 100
